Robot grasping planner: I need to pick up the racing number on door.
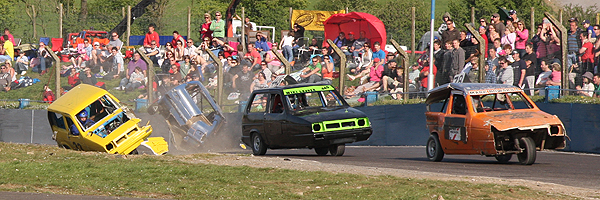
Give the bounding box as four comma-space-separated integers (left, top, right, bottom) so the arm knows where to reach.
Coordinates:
72, 142, 84, 150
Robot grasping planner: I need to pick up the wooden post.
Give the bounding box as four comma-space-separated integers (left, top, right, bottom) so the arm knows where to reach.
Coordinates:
32, 5, 37, 39
46, 46, 61, 99
411, 7, 416, 59
242, 7, 246, 54
345, 7, 348, 14
289, 7, 293, 29
471, 7, 475, 25
545, 12, 567, 95
187, 7, 191, 40
559, 9, 563, 24
137, 49, 154, 103
127, 6, 131, 46
464, 23, 485, 83
272, 49, 291, 75
531, 7, 535, 39
122, 7, 125, 19
327, 39, 346, 93
390, 39, 409, 102
59, 3, 63, 39
596, 13, 599, 25
205, 49, 224, 106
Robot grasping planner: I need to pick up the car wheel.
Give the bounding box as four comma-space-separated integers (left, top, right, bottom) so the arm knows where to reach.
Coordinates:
329, 144, 345, 156
495, 154, 512, 163
252, 133, 267, 156
426, 135, 444, 162
517, 137, 536, 165
315, 147, 329, 156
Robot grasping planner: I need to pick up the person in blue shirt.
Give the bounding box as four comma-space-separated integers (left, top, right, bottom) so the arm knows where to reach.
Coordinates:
70, 110, 95, 136
254, 32, 270, 55
372, 42, 386, 61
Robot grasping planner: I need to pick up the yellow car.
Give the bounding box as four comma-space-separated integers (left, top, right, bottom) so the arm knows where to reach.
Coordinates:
47, 84, 168, 155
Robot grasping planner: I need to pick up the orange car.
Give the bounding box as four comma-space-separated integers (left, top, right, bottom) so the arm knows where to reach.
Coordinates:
424, 83, 567, 165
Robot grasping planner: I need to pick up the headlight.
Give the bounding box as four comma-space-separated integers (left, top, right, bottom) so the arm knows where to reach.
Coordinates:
357, 118, 366, 126
312, 123, 322, 132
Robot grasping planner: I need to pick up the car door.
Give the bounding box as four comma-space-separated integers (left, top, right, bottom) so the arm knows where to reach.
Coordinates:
442, 92, 472, 152
264, 92, 289, 147
243, 93, 268, 141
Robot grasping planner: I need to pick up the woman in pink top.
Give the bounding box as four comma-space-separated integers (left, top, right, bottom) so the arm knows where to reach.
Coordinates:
501, 25, 516, 50
514, 22, 529, 56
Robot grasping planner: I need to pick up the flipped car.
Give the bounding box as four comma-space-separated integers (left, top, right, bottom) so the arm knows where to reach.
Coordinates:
425, 83, 567, 165
47, 84, 168, 155
241, 83, 372, 156
148, 81, 226, 151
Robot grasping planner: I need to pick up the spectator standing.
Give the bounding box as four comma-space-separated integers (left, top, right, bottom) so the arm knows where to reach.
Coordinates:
441, 19, 459, 49
515, 21, 529, 56
487, 25, 501, 47
2, 28, 14, 44
566, 18, 582, 71
511, 51, 524, 87
279, 31, 295, 62
437, 12, 453, 35
419, 59, 437, 91
497, 56, 513, 85
594, 25, 600, 68
521, 43, 537, 94
210, 11, 226, 41
490, 13, 506, 37
450, 39, 465, 79
579, 32, 594, 74
535, 59, 553, 94
581, 20, 595, 42
459, 31, 476, 58
576, 72, 594, 97
501, 25, 516, 50
232, 64, 254, 95
200, 13, 213, 41
432, 40, 446, 85
442, 41, 454, 83
508, 10, 519, 23
293, 23, 305, 47
143, 23, 159, 48
593, 74, 600, 97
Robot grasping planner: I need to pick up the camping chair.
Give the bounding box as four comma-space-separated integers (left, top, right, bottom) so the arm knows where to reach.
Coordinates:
13, 38, 21, 47
51, 38, 64, 52
39, 37, 50, 45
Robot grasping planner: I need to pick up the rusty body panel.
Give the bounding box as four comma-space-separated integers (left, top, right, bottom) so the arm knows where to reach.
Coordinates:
424, 83, 566, 164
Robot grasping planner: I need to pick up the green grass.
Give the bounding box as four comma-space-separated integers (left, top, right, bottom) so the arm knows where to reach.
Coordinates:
0, 142, 575, 199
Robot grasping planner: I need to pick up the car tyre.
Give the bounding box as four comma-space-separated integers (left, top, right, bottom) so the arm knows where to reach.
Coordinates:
315, 147, 329, 156
495, 154, 512, 163
252, 133, 267, 156
426, 135, 444, 162
329, 144, 345, 156
517, 137, 536, 165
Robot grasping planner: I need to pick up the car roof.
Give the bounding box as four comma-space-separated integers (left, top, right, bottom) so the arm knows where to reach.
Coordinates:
426, 83, 521, 104
253, 83, 333, 93
47, 84, 114, 115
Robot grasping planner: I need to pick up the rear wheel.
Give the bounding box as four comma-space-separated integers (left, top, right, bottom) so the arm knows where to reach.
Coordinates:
329, 144, 345, 156
495, 154, 512, 163
251, 133, 267, 156
426, 135, 444, 162
517, 137, 536, 165
315, 147, 329, 156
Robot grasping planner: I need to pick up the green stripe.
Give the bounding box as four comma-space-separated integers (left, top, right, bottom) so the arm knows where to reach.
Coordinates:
283, 85, 335, 95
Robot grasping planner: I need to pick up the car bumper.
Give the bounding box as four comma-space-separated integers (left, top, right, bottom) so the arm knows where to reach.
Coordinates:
313, 127, 372, 146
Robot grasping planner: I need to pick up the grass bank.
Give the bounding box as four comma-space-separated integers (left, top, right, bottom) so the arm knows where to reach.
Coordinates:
0, 142, 573, 199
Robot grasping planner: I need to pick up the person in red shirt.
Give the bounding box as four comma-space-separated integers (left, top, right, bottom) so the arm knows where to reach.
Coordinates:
143, 23, 159, 48
171, 31, 186, 48
579, 32, 594, 74
67, 68, 80, 87
200, 13, 213, 42
244, 43, 262, 70
420, 59, 437, 90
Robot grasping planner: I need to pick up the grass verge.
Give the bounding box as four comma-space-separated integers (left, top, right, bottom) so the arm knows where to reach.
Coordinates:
0, 142, 574, 199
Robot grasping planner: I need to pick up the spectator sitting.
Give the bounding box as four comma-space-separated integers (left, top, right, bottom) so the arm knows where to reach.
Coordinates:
171, 31, 186, 49
245, 43, 262, 70
0, 63, 11, 92
300, 56, 323, 83
79, 66, 97, 86
32, 42, 51, 75
347, 57, 384, 98
254, 32, 270, 56
576, 72, 594, 97
108, 32, 123, 52
15, 50, 29, 75
2, 28, 15, 44
0, 36, 14, 63
116, 67, 145, 92
535, 59, 553, 96
144, 40, 160, 66
546, 63, 561, 86
67, 68, 80, 87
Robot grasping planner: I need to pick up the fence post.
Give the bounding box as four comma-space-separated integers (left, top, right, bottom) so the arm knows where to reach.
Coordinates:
46, 46, 61, 99
327, 39, 346, 94
32, 5, 37, 39
471, 7, 475, 25
59, 3, 63, 39
127, 6, 131, 46
205, 49, 224, 106
390, 39, 409, 102
136, 49, 154, 103
187, 7, 191, 40
464, 23, 485, 83
531, 7, 535, 39
411, 7, 416, 59
242, 7, 247, 54
544, 12, 567, 96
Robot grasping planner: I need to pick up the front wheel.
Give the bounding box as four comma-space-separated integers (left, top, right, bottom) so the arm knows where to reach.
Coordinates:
517, 137, 536, 165
329, 144, 345, 156
251, 133, 267, 155
495, 154, 512, 163
426, 135, 444, 162
315, 147, 329, 156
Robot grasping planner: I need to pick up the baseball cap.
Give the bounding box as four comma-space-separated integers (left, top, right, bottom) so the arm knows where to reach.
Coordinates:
582, 20, 590, 25
388, 59, 397, 63
348, 32, 354, 35
373, 58, 380, 63
508, 10, 517, 15
387, 52, 395, 56
93, 41, 100, 46
492, 13, 500, 18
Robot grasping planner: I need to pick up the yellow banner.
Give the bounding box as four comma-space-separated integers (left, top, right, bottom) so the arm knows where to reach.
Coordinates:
291, 10, 346, 31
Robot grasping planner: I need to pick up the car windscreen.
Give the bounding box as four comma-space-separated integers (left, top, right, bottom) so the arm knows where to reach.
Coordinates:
286, 90, 343, 112
472, 92, 533, 113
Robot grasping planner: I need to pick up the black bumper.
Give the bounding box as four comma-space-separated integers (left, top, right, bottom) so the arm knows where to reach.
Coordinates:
313, 127, 372, 146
